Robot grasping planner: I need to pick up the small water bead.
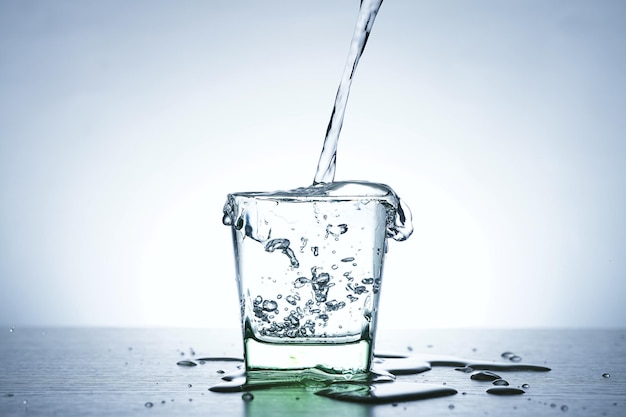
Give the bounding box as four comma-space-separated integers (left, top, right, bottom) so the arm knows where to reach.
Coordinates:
242, 393, 254, 401
501, 351, 515, 359
492, 379, 509, 386
145, 402, 154, 408
448, 404, 455, 410
341, 257, 355, 262
470, 371, 501, 381
9, 327, 14, 333
561, 405, 569, 411
509, 355, 522, 362
177, 360, 197, 367
602, 373, 611, 378
486, 387, 525, 396
521, 383, 530, 388
187, 384, 192, 388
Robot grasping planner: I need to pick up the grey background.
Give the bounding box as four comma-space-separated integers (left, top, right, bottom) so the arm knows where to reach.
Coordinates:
1, 0, 624, 329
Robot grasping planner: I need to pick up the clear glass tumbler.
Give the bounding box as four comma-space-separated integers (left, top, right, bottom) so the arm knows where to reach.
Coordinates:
222, 181, 409, 381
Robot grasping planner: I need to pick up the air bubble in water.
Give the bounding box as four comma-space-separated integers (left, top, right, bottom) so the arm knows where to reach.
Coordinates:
353, 285, 368, 295
325, 300, 346, 311
326, 224, 348, 239
294, 277, 309, 288
265, 238, 300, 268
311, 269, 333, 303
262, 300, 278, 311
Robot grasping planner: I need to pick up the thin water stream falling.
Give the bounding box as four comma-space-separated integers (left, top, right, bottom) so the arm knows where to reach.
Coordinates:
313, 0, 384, 185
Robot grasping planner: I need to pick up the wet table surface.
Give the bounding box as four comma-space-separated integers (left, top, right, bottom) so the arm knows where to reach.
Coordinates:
1, 328, 624, 416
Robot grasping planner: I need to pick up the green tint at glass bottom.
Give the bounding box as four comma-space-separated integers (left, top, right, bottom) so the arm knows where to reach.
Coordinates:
245, 336, 372, 380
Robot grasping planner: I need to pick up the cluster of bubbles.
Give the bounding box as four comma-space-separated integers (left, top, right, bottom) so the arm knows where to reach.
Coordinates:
251, 263, 380, 339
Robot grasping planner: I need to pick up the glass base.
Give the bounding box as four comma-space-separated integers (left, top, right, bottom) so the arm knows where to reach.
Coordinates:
245, 337, 372, 381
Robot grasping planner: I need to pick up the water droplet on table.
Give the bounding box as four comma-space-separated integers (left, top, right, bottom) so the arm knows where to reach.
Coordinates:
486, 387, 525, 395
470, 370, 501, 381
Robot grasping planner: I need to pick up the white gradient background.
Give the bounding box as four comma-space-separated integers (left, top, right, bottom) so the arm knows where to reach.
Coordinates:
1, 1, 624, 329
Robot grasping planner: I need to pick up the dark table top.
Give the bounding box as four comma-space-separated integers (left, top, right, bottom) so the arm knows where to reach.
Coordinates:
1, 328, 624, 416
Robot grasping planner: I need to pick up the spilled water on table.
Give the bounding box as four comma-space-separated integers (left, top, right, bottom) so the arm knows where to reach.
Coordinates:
176, 351, 550, 404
